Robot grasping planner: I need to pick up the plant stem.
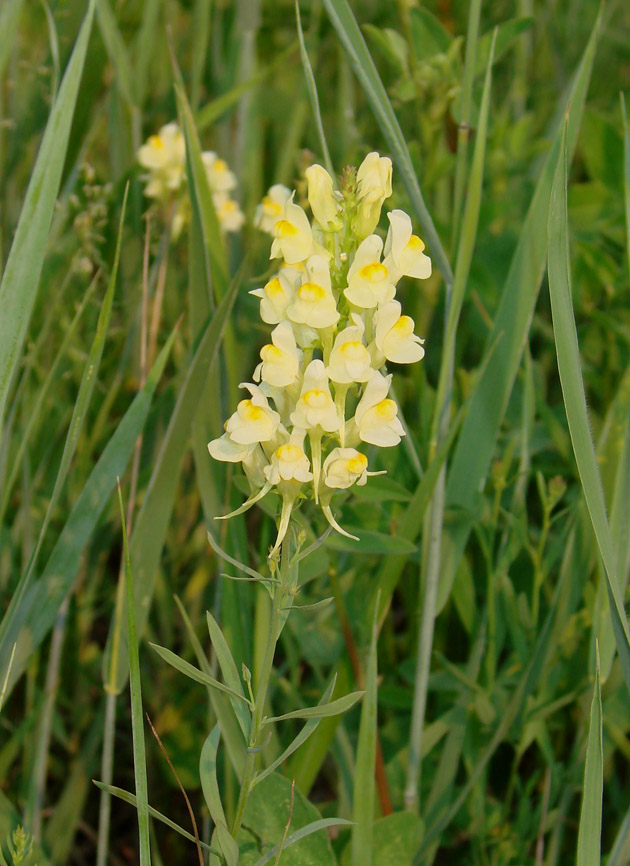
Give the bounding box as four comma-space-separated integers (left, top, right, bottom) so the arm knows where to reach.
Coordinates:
230, 538, 289, 840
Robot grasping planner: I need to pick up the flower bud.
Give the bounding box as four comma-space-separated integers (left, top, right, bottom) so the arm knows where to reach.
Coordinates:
305, 164, 342, 231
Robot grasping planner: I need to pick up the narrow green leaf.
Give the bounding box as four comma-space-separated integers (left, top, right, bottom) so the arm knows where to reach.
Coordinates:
199, 726, 227, 828
322, 0, 453, 289
200, 726, 240, 866
135, 0, 161, 105
173, 597, 247, 779
96, 0, 137, 108
251, 819, 354, 866
176, 83, 229, 299
295, 0, 334, 176
0, 0, 97, 427
0, 0, 25, 80
265, 690, 363, 724
547, 120, 630, 696
150, 644, 253, 706
93, 782, 220, 856
0, 327, 176, 699
117, 485, 151, 866
253, 677, 337, 787
206, 611, 252, 740
351, 606, 378, 866
576, 647, 603, 866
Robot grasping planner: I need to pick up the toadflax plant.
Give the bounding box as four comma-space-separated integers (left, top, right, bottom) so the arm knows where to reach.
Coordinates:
209, 152, 431, 553
154, 153, 433, 864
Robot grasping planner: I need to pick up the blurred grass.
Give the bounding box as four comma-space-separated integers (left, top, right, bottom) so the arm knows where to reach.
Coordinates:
0, 1, 629, 865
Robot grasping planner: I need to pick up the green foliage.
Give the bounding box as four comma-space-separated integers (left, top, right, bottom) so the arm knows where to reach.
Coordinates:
1, 1, 629, 864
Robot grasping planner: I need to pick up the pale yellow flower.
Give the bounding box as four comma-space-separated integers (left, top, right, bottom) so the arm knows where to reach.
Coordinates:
202, 151, 237, 193
214, 193, 245, 233
137, 122, 185, 200
226, 384, 281, 444
353, 152, 392, 238
374, 300, 425, 364
264, 442, 313, 486
322, 448, 369, 489
290, 360, 342, 434
383, 209, 432, 281
256, 184, 292, 234
344, 235, 396, 309
270, 194, 314, 264
287, 255, 340, 330
305, 164, 342, 231
250, 267, 299, 325
254, 321, 302, 388
326, 314, 374, 384
354, 371, 405, 446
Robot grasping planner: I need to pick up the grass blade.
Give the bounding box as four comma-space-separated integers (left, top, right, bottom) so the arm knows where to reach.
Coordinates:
0, 0, 97, 428
93, 782, 220, 857
547, 120, 630, 695
295, 0, 334, 176
351, 607, 378, 866
116, 483, 151, 866
200, 726, 240, 866
576, 645, 603, 866
322, 0, 453, 289
442, 7, 601, 591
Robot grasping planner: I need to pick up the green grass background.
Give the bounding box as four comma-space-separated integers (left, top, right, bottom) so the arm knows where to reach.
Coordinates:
1, 0, 630, 864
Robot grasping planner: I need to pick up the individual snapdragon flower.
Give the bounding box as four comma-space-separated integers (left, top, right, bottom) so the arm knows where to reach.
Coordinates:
344, 235, 396, 309
203, 151, 238, 192
270, 194, 315, 264
353, 152, 393, 238
225, 383, 282, 445
214, 194, 245, 233
256, 184, 292, 234
305, 164, 343, 231
264, 430, 314, 553
326, 314, 374, 385
137, 122, 185, 201
287, 255, 340, 330
254, 321, 302, 388
383, 210, 432, 281
250, 267, 300, 325
291, 359, 342, 501
353, 371, 405, 447
374, 300, 425, 364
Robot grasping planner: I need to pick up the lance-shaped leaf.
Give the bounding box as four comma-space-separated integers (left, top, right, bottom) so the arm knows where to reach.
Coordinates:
200, 726, 239, 866
547, 121, 630, 696
0, 0, 97, 427
253, 676, 338, 787
265, 690, 363, 724
151, 644, 253, 707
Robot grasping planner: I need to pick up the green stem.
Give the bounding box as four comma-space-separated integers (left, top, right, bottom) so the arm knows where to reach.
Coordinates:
230, 537, 290, 839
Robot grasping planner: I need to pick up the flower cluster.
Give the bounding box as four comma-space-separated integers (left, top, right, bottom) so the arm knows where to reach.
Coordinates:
209, 153, 431, 553
137, 122, 244, 237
